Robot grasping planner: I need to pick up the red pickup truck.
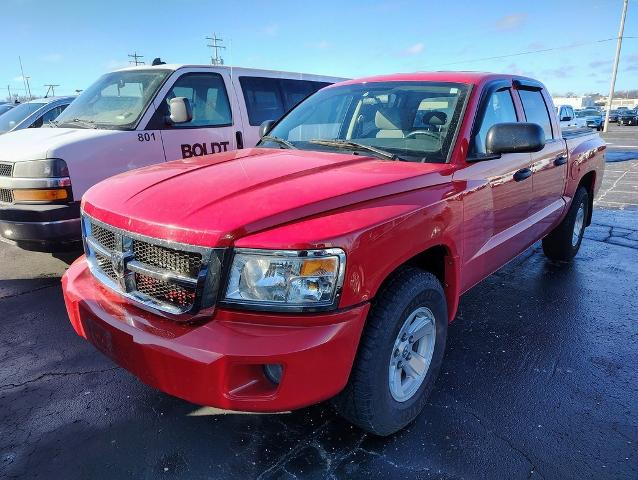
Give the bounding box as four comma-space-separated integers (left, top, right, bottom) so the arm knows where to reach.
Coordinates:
62, 72, 605, 436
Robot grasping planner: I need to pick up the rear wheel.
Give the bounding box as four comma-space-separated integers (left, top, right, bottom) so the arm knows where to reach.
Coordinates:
333, 267, 447, 436
542, 186, 589, 262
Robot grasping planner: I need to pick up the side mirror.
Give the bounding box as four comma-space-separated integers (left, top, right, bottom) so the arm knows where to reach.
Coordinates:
486, 122, 545, 155
259, 120, 275, 137
166, 97, 192, 125
560, 116, 571, 122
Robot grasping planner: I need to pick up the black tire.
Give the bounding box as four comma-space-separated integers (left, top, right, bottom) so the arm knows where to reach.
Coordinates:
542, 186, 589, 262
333, 266, 447, 436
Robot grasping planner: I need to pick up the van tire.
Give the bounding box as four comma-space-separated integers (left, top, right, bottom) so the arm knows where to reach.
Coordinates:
542, 186, 589, 262
333, 266, 447, 436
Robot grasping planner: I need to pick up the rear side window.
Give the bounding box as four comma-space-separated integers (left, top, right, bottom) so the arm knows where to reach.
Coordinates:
473, 89, 518, 155
519, 89, 553, 140
240, 77, 331, 126
162, 73, 232, 127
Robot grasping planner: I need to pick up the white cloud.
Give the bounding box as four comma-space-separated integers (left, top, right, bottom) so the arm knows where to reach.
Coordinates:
403, 43, 424, 55
262, 24, 279, 36
495, 13, 527, 31
42, 53, 63, 62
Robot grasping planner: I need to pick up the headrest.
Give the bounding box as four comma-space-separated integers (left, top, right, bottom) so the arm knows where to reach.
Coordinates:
422, 111, 447, 126
375, 108, 408, 130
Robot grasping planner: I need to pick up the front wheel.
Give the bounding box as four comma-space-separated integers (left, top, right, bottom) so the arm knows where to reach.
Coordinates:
333, 267, 447, 436
542, 186, 589, 262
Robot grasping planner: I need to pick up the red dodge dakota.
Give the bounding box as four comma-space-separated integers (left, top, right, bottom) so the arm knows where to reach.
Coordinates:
62, 72, 605, 435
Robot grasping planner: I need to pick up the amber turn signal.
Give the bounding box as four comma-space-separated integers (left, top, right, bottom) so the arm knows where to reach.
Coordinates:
13, 188, 69, 202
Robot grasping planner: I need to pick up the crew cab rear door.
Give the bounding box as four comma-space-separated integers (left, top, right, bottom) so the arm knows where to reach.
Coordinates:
516, 85, 567, 237
146, 68, 238, 162
455, 82, 534, 291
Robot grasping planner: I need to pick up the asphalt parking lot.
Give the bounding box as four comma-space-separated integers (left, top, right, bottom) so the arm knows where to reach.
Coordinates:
1, 128, 637, 479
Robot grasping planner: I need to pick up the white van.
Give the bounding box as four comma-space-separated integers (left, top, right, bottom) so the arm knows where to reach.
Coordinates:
555, 104, 586, 130
0, 64, 344, 250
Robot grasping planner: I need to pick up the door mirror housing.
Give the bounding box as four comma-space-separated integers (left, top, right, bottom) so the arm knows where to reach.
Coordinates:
259, 120, 275, 137
486, 122, 545, 155
166, 97, 192, 125
560, 116, 571, 122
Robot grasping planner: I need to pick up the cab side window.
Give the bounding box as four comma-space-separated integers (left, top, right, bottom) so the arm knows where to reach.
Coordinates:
518, 89, 553, 140
41, 105, 68, 124
240, 77, 331, 126
473, 89, 518, 155
163, 73, 232, 128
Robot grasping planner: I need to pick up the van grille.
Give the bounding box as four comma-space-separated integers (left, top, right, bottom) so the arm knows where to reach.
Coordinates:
0, 189, 13, 204
0, 163, 12, 177
83, 215, 220, 315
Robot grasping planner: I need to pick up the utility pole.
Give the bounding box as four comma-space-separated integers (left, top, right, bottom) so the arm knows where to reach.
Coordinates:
18, 56, 31, 99
128, 52, 145, 66
24, 76, 32, 99
7, 85, 12, 102
603, 0, 629, 132
206, 33, 225, 65
44, 84, 60, 97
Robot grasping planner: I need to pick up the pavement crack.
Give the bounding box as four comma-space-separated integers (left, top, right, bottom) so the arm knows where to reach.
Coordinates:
0, 367, 119, 391
0, 283, 58, 300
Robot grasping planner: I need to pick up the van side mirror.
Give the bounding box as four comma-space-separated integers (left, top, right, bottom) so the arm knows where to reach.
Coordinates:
166, 97, 192, 125
561, 116, 571, 121
259, 120, 275, 137
486, 122, 545, 155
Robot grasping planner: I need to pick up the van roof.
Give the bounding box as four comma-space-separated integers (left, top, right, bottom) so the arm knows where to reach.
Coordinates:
114, 64, 346, 81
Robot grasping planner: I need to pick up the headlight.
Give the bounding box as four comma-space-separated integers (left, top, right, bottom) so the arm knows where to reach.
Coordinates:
224, 248, 346, 311
12, 159, 69, 178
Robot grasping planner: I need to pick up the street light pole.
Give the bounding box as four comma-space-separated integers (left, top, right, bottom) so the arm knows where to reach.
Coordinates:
603, 0, 629, 132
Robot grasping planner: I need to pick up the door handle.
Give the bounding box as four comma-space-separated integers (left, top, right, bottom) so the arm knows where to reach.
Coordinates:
554, 154, 568, 166
513, 168, 532, 182
235, 131, 244, 149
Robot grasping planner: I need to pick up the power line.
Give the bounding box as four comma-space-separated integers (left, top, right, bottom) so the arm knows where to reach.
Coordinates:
128, 52, 145, 66
426, 36, 638, 68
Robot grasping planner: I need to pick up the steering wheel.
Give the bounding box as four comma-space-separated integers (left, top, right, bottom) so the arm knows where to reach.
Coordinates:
404, 130, 440, 140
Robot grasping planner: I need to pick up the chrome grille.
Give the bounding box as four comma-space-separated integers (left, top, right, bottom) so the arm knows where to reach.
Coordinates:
132, 240, 201, 277
0, 163, 12, 177
83, 215, 219, 315
0, 189, 13, 204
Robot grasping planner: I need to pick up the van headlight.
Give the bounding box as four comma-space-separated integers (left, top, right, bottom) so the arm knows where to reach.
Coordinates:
224, 248, 346, 311
12, 159, 69, 178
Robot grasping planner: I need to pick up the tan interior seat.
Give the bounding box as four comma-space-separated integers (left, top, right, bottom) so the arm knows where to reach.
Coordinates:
375, 108, 409, 138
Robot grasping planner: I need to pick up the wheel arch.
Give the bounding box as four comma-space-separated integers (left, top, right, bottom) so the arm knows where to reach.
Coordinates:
375, 243, 461, 323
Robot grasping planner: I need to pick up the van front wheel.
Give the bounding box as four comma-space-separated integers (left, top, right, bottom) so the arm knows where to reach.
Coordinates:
333, 267, 447, 436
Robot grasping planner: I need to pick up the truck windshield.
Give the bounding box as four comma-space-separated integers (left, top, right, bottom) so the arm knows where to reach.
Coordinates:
0, 102, 45, 133
261, 81, 469, 163
577, 110, 600, 117
55, 69, 170, 130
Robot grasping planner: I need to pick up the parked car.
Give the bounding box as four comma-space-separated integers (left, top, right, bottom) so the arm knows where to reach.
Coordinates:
62, 72, 605, 436
576, 109, 603, 130
555, 104, 586, 130
0, 65, 344, 251
0, 97, 74, 135
607, 110, 620, 123
618, 109, 638, 126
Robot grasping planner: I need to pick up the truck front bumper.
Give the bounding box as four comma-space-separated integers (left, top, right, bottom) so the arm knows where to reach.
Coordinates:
62, 257, 369, 412
0, 202, 81, 251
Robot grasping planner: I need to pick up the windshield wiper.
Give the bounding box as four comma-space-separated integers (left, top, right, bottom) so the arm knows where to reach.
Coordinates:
260, 135, 297, 149
309, 139, 399, 161
60, 118, 98, 129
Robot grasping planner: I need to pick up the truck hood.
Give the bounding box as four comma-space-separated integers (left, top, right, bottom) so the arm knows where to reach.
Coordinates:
83, 148, 455, 247
0, 127, 121, 162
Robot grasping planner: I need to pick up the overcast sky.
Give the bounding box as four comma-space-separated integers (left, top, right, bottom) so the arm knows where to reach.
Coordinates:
2, 0, 637, 98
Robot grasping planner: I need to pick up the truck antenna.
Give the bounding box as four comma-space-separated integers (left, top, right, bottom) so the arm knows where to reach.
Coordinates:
128, 52, 145, 66
206, 33, 225, 66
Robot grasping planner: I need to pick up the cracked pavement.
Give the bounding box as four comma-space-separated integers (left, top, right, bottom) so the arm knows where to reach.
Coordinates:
1, 186, 637, 477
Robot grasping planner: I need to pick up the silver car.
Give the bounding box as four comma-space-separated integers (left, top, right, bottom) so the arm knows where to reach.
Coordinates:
0, 96, 75, 135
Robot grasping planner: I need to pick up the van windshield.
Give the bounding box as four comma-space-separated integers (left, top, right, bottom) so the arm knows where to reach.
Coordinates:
0, 102, 45, 133
261, 81, 469, 163
55, 69, 170, 130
